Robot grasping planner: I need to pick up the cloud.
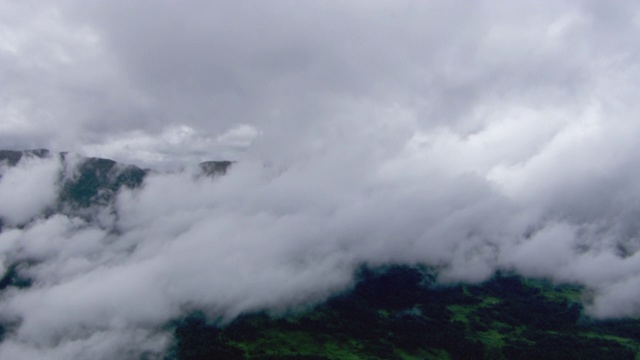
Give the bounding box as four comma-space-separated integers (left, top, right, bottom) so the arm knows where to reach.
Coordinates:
2, 0, 640, 358
0, 155, 61, 226
4, 111, 640, 356
80, 124, 255, 169
4, 0, 626, 161
217, 124, 260, 149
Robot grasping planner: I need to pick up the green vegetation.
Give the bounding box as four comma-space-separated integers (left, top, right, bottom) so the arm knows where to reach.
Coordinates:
166, 266, 640, 360
0, 150, 148, 211
59, 155, 147, 207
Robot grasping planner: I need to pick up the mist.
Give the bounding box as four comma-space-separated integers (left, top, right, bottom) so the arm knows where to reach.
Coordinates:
3, 117, 640, 357
3, 0, 640, 358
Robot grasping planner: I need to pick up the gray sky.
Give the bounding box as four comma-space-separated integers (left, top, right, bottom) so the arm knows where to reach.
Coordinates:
3, 1, 640, 359
4, 1, 635, 166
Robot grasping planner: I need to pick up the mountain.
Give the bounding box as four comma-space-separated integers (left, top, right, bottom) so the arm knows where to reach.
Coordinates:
0, 148, 51, 166
1, 149, 143, 209
59, 153, 148, 208
199, 160, 233, 177
2, 150, 640, 359
167, 266, 640, 360
0, 149, 231, 211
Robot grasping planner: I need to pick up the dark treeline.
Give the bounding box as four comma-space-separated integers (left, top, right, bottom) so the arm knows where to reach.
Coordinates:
166, 265, 640, 360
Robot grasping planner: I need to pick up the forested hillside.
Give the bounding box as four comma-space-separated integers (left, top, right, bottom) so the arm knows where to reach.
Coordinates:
168, 266, 640, 360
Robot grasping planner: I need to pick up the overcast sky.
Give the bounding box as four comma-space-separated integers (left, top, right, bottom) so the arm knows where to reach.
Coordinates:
3, 0, 637, 167
3, 1, 640, 359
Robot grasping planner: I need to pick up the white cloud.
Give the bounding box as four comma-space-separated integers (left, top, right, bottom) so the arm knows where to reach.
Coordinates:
0, 155, 61, 226
3, 0, 640, 358
216, 124, 260, 148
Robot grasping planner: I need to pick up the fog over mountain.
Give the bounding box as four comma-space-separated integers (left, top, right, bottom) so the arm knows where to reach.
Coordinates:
3, 1, 640, 359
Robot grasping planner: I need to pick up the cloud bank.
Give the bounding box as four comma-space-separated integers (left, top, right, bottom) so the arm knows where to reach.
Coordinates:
2, 0, 640, 358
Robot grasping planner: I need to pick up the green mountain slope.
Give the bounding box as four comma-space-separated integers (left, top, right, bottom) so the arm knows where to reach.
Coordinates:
2, 150, 639, 359
0, 149, 232, 212
167, 266, 640, 360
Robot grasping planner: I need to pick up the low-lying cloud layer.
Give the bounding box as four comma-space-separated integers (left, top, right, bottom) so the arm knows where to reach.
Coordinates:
3, 114, 640, 358
3, 0, 640, 359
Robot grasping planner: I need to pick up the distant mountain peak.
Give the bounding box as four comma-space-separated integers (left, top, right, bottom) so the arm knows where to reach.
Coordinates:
0, 149, 232, 223
198, 160, 233, 176
0, 149, 51, 166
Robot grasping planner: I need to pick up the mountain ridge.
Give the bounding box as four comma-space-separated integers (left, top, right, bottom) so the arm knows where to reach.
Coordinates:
0, 149, 232, 227
3, 150, 640, 359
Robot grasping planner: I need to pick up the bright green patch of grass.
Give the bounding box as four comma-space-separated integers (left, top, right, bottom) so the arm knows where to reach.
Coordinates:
447, 304, 473, 324
397, 348, 450, 360
229, 329, 367, 359
581, 332, 640, 351
477, 329, 506, 349
521, 278, 583, 303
